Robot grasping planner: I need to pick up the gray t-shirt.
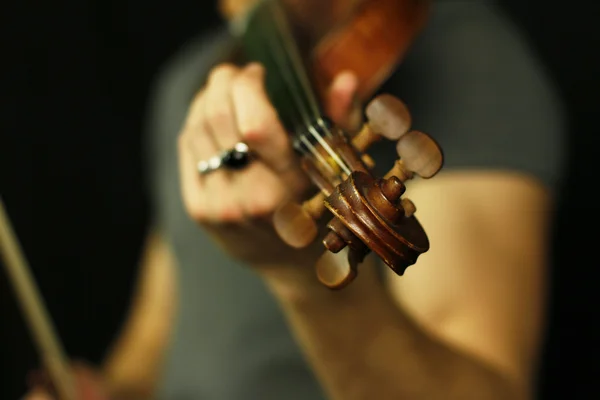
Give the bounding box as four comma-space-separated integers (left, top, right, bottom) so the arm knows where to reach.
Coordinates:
145, 2, 564, 399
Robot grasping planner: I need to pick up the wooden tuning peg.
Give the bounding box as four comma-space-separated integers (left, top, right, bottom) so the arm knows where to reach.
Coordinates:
315, 249, 359, 290
365, 94, 412, 139
400, 198, 416, 218
396, 130, 443, 180
351, 124, 381, 152
352, 94, 412, 152
273, 192, 326, 248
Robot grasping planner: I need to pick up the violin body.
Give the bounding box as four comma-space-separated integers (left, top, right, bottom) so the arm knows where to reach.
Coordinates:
219, 0, 442, 289
222, 0, 430, 100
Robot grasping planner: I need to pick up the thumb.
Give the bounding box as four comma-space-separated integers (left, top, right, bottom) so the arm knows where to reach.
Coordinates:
325, 71, 362, 132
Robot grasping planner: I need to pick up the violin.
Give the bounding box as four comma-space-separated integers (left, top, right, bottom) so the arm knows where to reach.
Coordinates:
0, 0, 442, 398
221, 0, 444, 288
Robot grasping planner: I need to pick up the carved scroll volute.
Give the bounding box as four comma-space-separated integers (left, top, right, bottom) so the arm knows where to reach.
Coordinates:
274, 94, 443, 290
318, 95, 443, 289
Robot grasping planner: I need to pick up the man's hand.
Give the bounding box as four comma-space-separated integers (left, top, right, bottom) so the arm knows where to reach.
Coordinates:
178, 62, 358, 269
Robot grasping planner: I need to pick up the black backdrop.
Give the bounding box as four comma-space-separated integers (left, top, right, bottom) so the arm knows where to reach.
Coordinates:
1, 1, 598, 399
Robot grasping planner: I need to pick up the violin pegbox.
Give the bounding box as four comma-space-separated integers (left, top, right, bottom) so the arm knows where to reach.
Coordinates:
273, 94, 443, 290
314, 95, 443, 289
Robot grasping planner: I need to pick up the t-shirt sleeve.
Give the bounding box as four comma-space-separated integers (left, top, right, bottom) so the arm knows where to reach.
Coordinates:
372, 0, 566, 191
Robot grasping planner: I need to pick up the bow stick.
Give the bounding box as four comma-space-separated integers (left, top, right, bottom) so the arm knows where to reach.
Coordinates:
0, 197, 76, 400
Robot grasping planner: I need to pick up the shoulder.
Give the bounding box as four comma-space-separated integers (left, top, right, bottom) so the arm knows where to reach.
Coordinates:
376, 0, 566, 192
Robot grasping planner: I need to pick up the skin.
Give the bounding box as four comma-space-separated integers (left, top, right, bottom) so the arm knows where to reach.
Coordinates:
25, 64, 551, 399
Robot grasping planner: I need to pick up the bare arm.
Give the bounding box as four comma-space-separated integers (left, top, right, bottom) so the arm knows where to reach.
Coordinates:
102, 230, 177, 400
262, 172, 550, 400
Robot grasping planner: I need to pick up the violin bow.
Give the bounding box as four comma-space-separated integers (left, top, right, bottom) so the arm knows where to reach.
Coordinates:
0, 197, 76, 400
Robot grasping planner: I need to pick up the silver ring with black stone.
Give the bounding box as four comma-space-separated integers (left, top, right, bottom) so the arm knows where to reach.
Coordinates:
197, 142, 252, 176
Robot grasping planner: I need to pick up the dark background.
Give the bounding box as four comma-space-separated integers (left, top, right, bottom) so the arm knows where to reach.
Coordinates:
1, 1, 598, 399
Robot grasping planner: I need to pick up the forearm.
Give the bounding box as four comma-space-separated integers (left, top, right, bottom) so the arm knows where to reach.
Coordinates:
102, 231, 177, 400
262, 259, 524, 400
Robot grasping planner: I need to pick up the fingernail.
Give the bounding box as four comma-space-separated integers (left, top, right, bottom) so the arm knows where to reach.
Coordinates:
245, 62, 265, 75
347, 97, 364, 132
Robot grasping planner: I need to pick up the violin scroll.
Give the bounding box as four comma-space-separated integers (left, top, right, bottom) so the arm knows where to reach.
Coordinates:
319, 95, 443, 289
274, 94, 443, 289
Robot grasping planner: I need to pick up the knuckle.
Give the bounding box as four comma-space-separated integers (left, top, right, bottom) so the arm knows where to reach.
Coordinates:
240, 107, 279, 142
216, 206, 243, 223
185, 200, 208, 223
239, 126, 263, 142
245, 202, 271, 218
232, 63, 265, 89
244, 191, 281, 218
245, 61, 265, 71
177, 133, 193, 154
205, 103, 231, 127
177, 132, 188, 148
244, 62, 266, 78
207, 63, 237, 84
231, 74, 251, 92
186, 90, 206, 128
191, 88, 205, 105
177, 133, 185, 149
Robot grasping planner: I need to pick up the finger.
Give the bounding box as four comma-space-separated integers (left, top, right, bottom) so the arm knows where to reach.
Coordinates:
203, 64, 242, 150
179, 92, 242, 222
178, 132, 209, 221
230, 63, 300, 176
228, 64, 309, 217
326, 71, 361, 131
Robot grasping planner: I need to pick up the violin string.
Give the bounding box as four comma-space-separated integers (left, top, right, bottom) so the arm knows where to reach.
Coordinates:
269, 1, 351, 176
254, 13, 335, 174
268, 2, 329, 127
257, 8, 336, 176
267, 1, 352, 176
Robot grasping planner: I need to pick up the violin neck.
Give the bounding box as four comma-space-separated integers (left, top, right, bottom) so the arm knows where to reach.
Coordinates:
231, 0, 352, 179
233, 0, 322, 122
